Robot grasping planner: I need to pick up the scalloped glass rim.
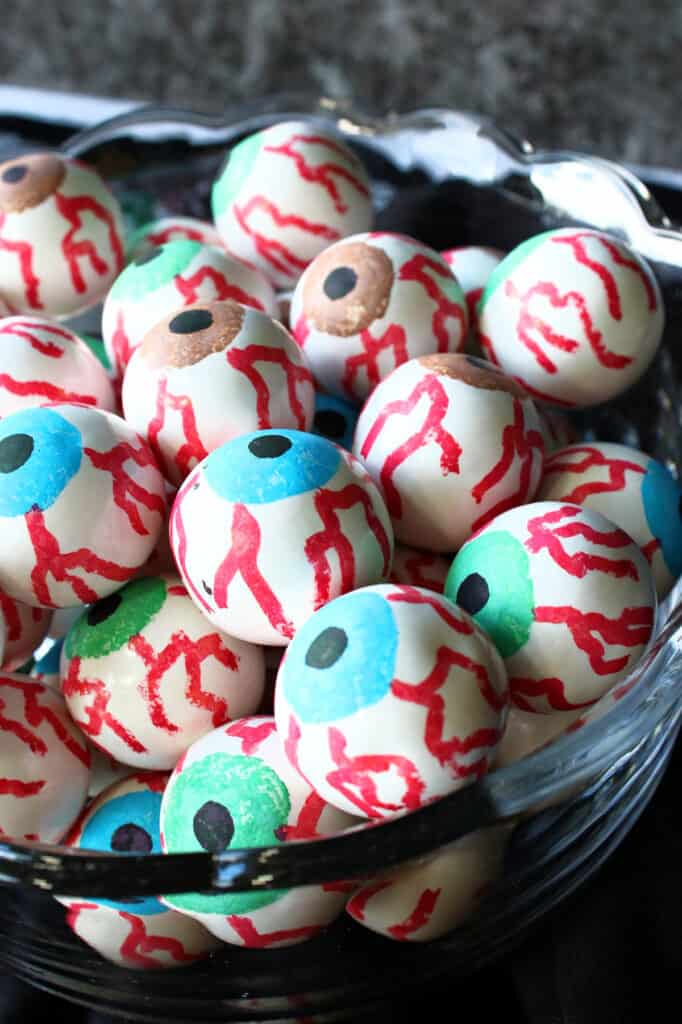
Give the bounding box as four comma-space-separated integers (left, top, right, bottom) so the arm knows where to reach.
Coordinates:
1, 97, 679, 900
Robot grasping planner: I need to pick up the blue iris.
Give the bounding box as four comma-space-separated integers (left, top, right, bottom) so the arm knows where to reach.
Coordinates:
641, 459, 682, 580
0, 407, 82, 518
281, 588, 398, 723
33, 637, 63, 676
79, 790, 165, 915
204, 429, 341, 504
312, 392, 359, 453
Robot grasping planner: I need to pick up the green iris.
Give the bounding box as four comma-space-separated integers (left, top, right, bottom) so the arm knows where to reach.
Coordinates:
478, 231, 551, 312
64, 576, 167, 661
211, 130, 264, 219
108, 239, 202, 302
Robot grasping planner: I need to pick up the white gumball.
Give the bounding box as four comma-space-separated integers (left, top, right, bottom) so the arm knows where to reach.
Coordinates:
122, 300, 315, 485
353, 354, 545, 552
0, 673, 90, 841
441, 246, 505, 327
446, 501, 657, 712
0, 152, 124, 318
478, 228, 663, 407
495, 705, 583, 769
211, 121, 373, 288
0, 404, 166, 608
170, 429, 393, 645
160, 717, 355, 947
274, 584, 508, 819
291, 233, 468, 401
388, 543, 450, 593
128, 216, 224, 262
0, 586, 51, 669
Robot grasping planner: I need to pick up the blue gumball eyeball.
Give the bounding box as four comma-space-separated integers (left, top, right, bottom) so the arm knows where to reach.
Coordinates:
641, 459, 682, 581
0, 407, 82, 517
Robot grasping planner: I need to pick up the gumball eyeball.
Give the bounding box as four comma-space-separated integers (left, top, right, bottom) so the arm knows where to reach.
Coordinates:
59, 772, 218, 968
353, 353, 545, 552
160, 717, 355, 947
495, 705, 582, 770
446, 501, 657, 712
0, 403, 166, 608
61, 572, 265, 769
128, 216, 224, 263
102, 240, 278, 377
388, 543, 450, 594
274, 583, 508, 819
0, 673, 90, 841
170, 429, 393, 645
291, 233, 469, 401
122, 300, 315, 485
0, 316, 116, 415
0, 586, 51, 670
441, 246, 505, 328
0, 153, 125, 318
346, 826, 510, 941
30, 636, 63, 690
211, 122, 373, 288
312, 391, 359, 452
478, 228, 664, 407
537, 442, 682, 599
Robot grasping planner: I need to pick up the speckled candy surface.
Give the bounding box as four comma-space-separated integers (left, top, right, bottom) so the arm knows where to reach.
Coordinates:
60, 772, 218, 968
160, 717, 354, 947
346, 826, 509, 941
0, 404, 166, 608
441, 246, 505, 327
211, 122, 373, 289
478, 228, 664, 407
0, 586, 51, 670
0, 316, 115, 416
291, 233, 469, 401
61, 573, 265, 769
353, 354, 545, 552
0, 673, 90, 841
122, 300, 315, 485
170, 429, 393, 645
102, 240, 278, 377
274, 584, 508, 818
446, 501, 657, 712
537, 442, 682, 598
311, 391, 359, 452
0, 153, 124, 318
128, 216, 224, 263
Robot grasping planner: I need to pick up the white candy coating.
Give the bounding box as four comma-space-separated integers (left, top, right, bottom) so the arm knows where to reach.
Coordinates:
0, 586, 51, 670
211, 121, 373, 288
128, 216, 224, 263
478, 228, 664, 407
291, 232, 469, 401
441, 246, 505, 325
274, 584, 509, 818
388, 543, 450, 593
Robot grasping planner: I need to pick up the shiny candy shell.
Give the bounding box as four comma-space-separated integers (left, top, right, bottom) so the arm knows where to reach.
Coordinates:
160, 717, 355, 947
446, 501, 657, 712
274, 583, 509, 819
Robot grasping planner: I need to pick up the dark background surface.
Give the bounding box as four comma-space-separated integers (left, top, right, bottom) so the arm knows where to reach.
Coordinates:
1, 1, 681, 164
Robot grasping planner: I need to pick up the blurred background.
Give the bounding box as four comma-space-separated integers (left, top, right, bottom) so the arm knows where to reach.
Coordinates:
1, 0, 681, 165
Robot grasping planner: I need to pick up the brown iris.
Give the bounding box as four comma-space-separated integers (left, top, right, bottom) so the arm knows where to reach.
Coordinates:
301, 240, 394, 337
0, 153, 66, 214
419, 353, 529, 398
139, 300, 246, 369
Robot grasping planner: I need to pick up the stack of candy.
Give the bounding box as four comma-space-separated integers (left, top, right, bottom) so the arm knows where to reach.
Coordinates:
0, 121, 677, 966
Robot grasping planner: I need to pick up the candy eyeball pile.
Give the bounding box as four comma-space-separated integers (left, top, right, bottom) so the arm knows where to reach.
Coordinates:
0, 125, 675, 964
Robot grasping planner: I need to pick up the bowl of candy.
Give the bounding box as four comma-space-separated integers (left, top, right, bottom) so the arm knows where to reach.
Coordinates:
0, 94, 681, 1023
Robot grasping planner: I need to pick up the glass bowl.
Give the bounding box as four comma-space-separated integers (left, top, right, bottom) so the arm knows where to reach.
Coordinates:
1, 95, 682, 1023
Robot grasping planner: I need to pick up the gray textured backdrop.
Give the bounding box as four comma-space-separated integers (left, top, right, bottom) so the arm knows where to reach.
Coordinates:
2, 1, 682, 165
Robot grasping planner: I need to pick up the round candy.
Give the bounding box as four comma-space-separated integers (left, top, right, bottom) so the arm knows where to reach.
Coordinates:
346, 826, 509, 941
61, 573, 265, 769
0, 403, 166, 608
88, 745, 129, 799
388, 543, 450, 594
311, 391, 359, 452
274, 583, 508, 818
353, 354, 545, 552
60, 772, 218, 968
170, 429, 393, 645
441, 246, 505, 327
160, 716, 354, 947
446, 501, 657, 712
537, 442, 682, 599
495, 705, 582, 770
0, 586, 51, 670
0, 152, 125, 318
128, 216, 224, 263
478, 228, 664, 407
102, 240, 278, 377
30, 636, 63, 690
122, 300, 315, 485
291, 233, 469, 401
0, 673, 90, 841
211, 121, 373, 288
0, 315, 115, 416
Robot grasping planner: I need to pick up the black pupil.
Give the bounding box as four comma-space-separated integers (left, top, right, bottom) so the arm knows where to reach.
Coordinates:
193, 801, 234, 853
0, 433, 34, 473
465, 354, 490, 369
111, 823, 152, 854
169, 309, 214, 334
305, 626, 348, 669
87, 592, 122, 627
134, 245, 162, 266
248, 434, 292, 459
2, 164, 27, 184
313, 409, 347, 440
323, 266, 357, 300
456, 573, 490, 616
